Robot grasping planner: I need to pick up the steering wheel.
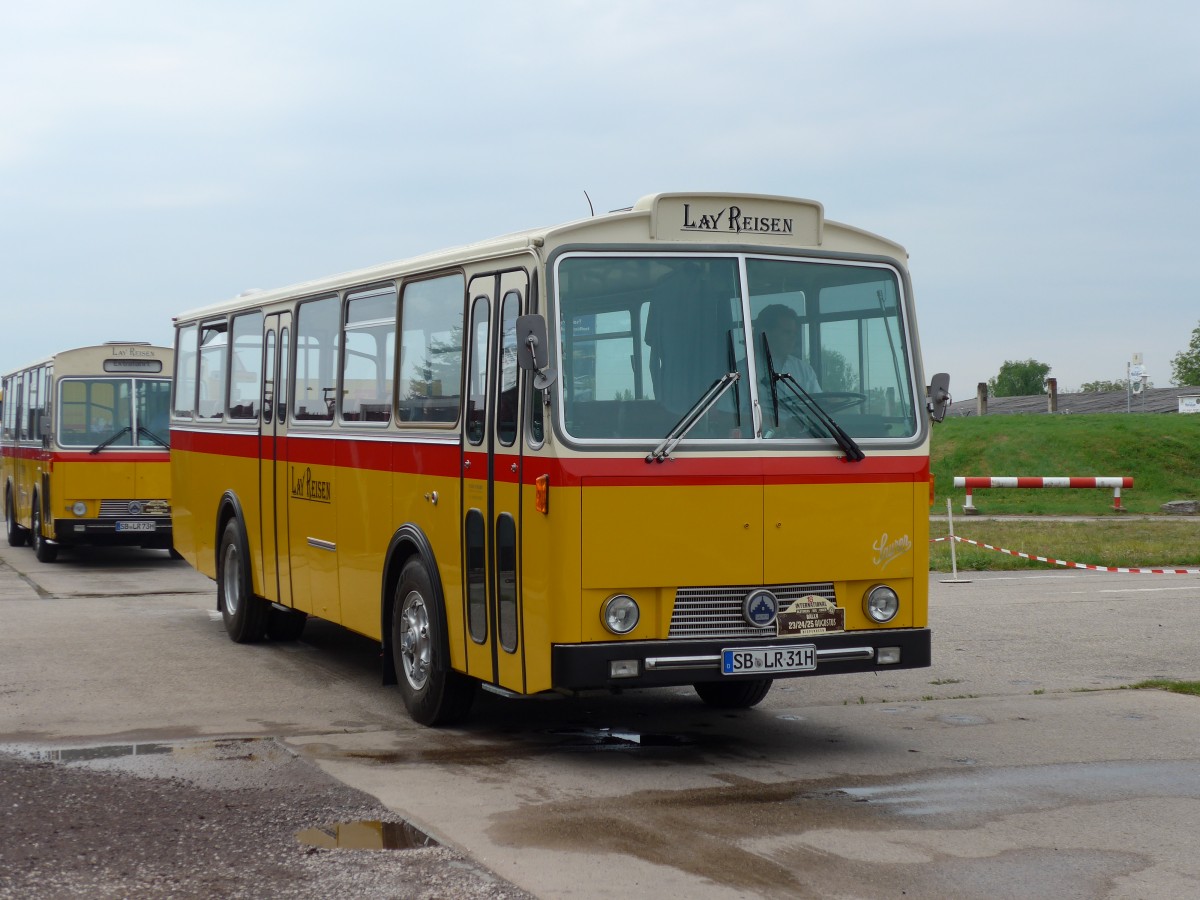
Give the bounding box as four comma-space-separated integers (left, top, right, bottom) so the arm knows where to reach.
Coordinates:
816, 391, 868, 412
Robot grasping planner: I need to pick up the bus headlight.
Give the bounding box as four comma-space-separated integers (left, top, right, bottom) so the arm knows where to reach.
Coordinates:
72, 501, 88, 517
601, 594, 640, 635
864, 585, 900, 623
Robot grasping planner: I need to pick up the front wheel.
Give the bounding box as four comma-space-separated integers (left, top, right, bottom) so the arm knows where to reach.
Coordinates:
391, 559, 476, 726
217, 519, 267, 643
6, 490, 27, 547
694, 678, 773, 709
30, 498, 57, 563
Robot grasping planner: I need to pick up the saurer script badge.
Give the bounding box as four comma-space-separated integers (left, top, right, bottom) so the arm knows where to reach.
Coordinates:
872, 533, 912, 570
777, 595, 845, 636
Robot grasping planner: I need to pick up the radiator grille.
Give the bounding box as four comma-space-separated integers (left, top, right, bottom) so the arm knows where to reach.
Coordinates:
98, 499, 170, 518
669, 582, 838, 640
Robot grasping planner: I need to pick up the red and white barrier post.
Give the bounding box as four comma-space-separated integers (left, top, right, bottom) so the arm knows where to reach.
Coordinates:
952, 476, 1133, 514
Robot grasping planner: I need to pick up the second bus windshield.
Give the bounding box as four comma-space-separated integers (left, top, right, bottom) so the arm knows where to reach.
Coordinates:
555, 254, 917, 444
58, 378, 172, 448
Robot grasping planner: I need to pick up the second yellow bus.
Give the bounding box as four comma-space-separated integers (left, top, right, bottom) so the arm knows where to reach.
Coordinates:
2, 343, 174, 562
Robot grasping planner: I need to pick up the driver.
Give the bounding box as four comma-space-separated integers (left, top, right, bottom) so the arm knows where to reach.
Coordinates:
754, 304, 821, 394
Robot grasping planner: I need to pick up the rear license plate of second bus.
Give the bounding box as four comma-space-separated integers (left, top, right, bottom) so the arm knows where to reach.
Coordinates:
115, 521, 156, 532
722, 645, 816, 675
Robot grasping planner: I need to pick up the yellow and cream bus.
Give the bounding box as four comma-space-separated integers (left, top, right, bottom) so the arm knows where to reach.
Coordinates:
3, 343, 174, 563
170, 192, 950, 725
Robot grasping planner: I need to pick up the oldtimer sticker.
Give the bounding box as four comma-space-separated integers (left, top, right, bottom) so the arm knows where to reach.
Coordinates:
777, 595, 844, 636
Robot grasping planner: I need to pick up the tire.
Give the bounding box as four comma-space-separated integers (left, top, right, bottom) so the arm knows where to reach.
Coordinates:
217, 518, 267, 643
266, 605, 308, 642
694, 678, 773, 709
30, 497, 58, 563
391, 559, 476, 726
6, 490, 27, 547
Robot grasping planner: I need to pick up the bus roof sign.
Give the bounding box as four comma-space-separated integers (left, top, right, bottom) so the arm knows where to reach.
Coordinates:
103, 359, 164, 373
644, 192, 823, 245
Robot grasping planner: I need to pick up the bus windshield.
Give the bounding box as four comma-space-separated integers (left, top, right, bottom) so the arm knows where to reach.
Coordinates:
555, 253, 917, 444
58, 378, 172, 449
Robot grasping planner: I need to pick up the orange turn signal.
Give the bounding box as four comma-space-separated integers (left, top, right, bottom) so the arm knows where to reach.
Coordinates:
535, 474, 550, 514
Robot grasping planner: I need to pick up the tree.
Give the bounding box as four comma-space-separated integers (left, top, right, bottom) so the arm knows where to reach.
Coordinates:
1170, 320, 1200, 386
1079, 379, 1126, 393
988, 359, 1051, 397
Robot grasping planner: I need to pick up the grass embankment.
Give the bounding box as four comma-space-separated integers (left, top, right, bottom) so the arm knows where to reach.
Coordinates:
928, 414, 1200, 571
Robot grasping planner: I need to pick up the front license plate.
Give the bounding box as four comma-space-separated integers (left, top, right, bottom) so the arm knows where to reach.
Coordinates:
115, 520, 156, 532
722, 645, 816, 675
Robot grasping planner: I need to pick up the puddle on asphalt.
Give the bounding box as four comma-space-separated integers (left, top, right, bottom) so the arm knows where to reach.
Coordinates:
19, 742, 176, 762
3, 737, 271, 764
296, 819, 438, 851
835, 759, 1200, 822
539, 726, 697, 751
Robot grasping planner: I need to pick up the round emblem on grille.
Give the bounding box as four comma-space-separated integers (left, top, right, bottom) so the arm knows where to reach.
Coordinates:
742, 589, 778, 628
128, 501, 144, 516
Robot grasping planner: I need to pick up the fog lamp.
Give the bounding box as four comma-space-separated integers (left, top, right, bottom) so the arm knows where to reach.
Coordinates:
72, 501, 87, 517
602, 594, 640, 635
609, 660, 639, 678
864, 585, 900, 623
877, 646, 902, 665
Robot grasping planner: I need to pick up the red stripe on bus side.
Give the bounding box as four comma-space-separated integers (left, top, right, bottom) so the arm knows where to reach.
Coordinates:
1, 446, 167, 464
171, 429, 463, 479
540, 455, 929, 487
170, 428, 928, 488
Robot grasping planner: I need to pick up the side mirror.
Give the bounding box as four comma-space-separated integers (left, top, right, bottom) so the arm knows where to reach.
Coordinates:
516, 315, 548, 370
927, 372, 951, 423
516, 314, 557, 391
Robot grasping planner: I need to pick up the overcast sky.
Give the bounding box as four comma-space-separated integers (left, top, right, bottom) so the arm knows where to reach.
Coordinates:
3, 0, 1197, 393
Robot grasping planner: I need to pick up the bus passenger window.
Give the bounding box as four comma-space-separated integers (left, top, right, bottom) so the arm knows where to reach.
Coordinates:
293, 295, 340, 422
198, 321, 228, 420
228, 311, 263, 419
398, 274, 464, 425
173, 323, 199, 418
341, 285, 396, 424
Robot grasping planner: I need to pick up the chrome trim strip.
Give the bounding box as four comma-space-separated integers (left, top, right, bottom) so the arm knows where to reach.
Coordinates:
817, 646, 874, 662
645, 655, 721, 671
306, 537, 336, 552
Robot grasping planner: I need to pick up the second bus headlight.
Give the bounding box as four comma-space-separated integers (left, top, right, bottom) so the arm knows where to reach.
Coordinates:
864, 585, 900, 623
602, 594, 640, 635
72, 501, 87, 517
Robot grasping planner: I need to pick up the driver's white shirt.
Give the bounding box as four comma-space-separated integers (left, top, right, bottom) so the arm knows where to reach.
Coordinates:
775, 355, 821, 394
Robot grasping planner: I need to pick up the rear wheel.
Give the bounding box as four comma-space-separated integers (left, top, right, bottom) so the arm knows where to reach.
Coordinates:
693, 678, 773, 709
30, 497, 57, 563
217, 519, 267, 642
392, 559, 476, 726
6, 490, 27, 547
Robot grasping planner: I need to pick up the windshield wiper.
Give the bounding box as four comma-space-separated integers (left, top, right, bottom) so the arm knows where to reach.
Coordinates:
90, 426, 131, 455
761, 336, 865, 462
138, 425, 169, 449
646, 371, 740, 463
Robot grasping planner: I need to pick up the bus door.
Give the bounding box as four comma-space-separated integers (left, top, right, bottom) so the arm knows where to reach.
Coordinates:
462, 271, 529, 692
259, 312, 294, 607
